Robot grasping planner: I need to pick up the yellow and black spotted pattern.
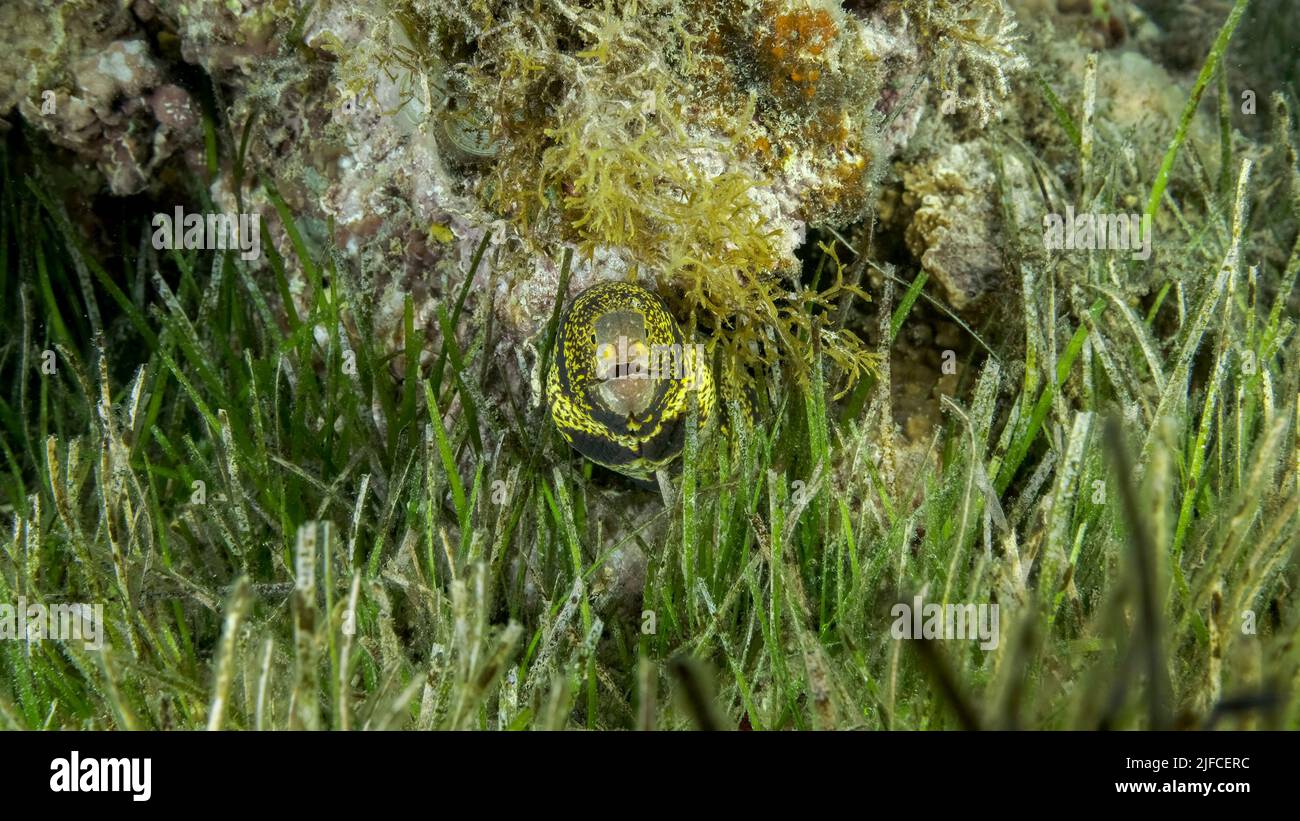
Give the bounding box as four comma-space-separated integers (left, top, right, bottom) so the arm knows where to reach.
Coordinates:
547, 281, 715, 480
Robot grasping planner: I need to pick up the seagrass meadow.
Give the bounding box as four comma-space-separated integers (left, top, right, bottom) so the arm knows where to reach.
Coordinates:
1, 0, 1299, 731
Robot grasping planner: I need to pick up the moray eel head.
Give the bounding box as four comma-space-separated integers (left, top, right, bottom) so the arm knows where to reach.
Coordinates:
546, 280, 715, 480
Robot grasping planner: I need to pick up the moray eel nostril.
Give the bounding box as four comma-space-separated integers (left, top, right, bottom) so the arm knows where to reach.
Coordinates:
546, 280, 716, 480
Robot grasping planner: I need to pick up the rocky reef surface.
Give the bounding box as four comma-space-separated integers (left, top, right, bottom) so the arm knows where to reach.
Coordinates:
3, 0, 1032, 381
4, 1, 1269, 372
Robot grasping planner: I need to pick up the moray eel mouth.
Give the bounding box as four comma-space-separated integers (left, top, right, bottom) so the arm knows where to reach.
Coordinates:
546, 280, 716, 480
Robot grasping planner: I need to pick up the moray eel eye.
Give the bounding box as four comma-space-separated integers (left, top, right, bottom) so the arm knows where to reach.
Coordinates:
546, 280, 716, 481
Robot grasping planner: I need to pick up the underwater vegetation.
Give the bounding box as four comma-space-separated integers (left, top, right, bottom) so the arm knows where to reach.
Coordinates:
321, 0, 1027, 399
0, 0, 1298, 732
